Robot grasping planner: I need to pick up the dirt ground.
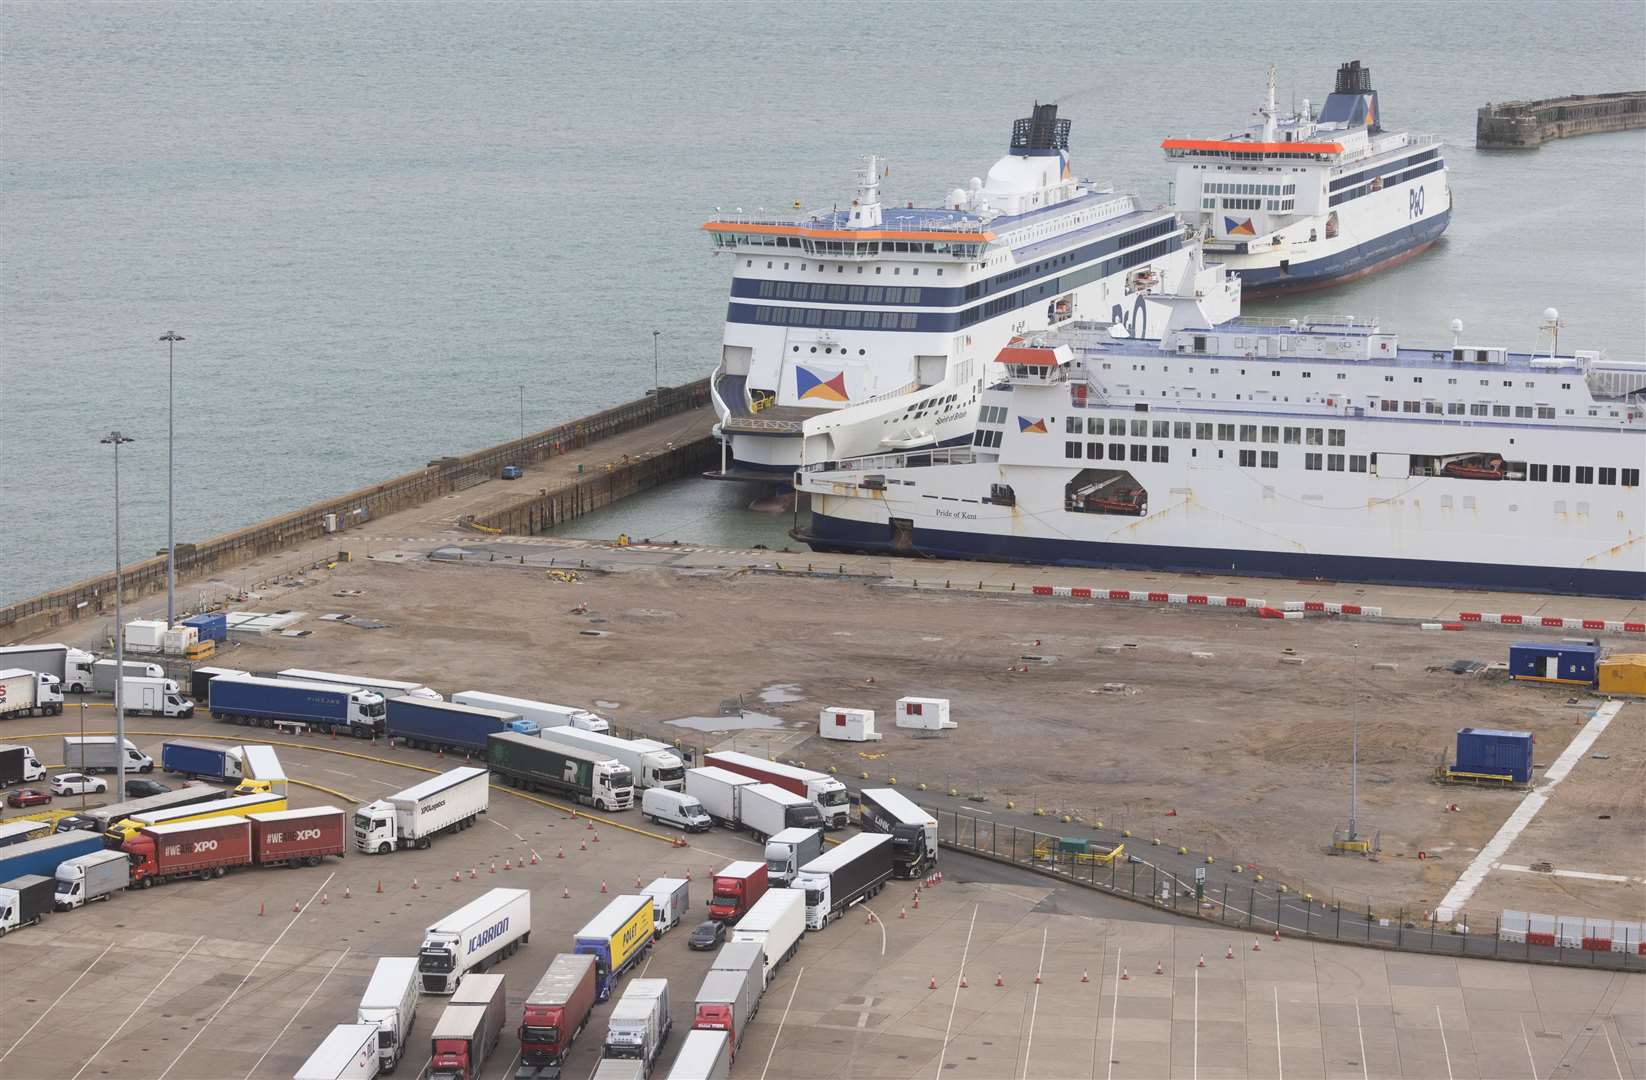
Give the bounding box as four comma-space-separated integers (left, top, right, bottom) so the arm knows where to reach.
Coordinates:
202, 553, 1644, 921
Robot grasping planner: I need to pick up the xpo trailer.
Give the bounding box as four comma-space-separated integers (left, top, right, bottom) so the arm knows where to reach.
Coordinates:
516, 953, 598, 1080
794, 832, 893, 930
487, 732, 633, 811
533, 727, 684, 791
124, 817, 254, 886
727, 888, 805, 984
702, 751, 848, 828
355, 766, 489, 853
857, 788, 938, 879
357, 956, 420, 1074
249, 806, 348, 867
451, 691, 611, 733
385, 697, 538, 755
419, 887, 532, 994
209, 675, 386, 738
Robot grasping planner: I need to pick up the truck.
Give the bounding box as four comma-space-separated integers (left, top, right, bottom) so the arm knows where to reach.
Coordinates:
640, 788, 710, 832
91, 658, 164, 694
386, 697, 539, 755
486, 732, 633, 812
113, 676, 194, 717
534, 727, 684, 792
59, 784, 226, 835
441, 974, 508, 1079
0, 743, 46, 786
858, 787, 939, 879
692, 968, 760, 1060
249, 806, 348, 867
793, 831, 894, 930
574, 894, 655, 1002
242, 744, 287, 795
418, 887, 532, 994
739, 783, 823, 839
592, 1061, 645, 1080
667, 1030, 731, 1080
429, 1002, 505, 1080
702, 750, 849, 829
0, 820, 52, 848
278, 669, 442, 702
123, 817, 253, 886
451, 691, 611, 733
209, 674, 386, 738
763, 827, 823, 888
354, 766, 489, 854
0, 874, 53, 936
516, 953, 598, 1080
602, 979, 671, 1075
161, 739, 249, 782
53, 848, 129, 908
189, 666, 248, 702
0, 643, 96, 694
0, 669, 63, 718
108, 789, 287, 844
62, 736, 153, 775
728, 888, 805, 983
710, 941, 766, 992
641, 877, 690, 936
683, 767, 756, 829
294, 1023, 380, 1080
357, 956, 419, 1074
707, 862, 767, 924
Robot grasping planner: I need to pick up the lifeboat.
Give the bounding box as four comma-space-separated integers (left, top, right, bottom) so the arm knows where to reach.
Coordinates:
1085, 487, 1148, 514
1442, 457, 1505, 480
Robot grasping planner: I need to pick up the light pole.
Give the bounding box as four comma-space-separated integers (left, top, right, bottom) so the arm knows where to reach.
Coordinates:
1347, 641, 1360, 843
159, 331, 184, 626
519, 384, 525, 441
102, 430, 135, 801
652, 330, 661, 395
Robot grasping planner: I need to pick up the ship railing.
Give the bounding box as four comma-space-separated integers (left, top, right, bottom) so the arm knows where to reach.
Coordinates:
707, 210, 993, 235
801, 446, 977, 474
722, 415, 803, 434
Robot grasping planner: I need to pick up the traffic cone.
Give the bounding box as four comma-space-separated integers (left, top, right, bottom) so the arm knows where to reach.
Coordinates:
685, 869, 692, 881
292, 900, 301, 912
600, 881, 608, 894
1273, 928, 1281, 941
504, 859, 512, 871
579, 839, 587, 851
1034, 973, 1041, 984
995, 973, 1004, 987
1155, 961, 1164, 975
1081, 971, 1090, 983
490, 862, 496, 874
438, 748, 443, 759
913, 896, 920, 909
530, 852, 540, 865
258, 900, 265, 917
586, 818, 594, 830
344, 886, 351, 899
469, 867, 477, 879
959, 975, 969, 989
636, 876, 643, 888
562, 886, 570, 899
929, 976, 938, 990
453, 870, 462, 882
376, 880, 382, 894
321, 893, 329, 905
592, 833, 600, 844
899, 908, 907, 919
1225, 945, 1234, 960
557, 847, 565, 859
1197, 954, 1205, 968
1253, 939, 1262, 952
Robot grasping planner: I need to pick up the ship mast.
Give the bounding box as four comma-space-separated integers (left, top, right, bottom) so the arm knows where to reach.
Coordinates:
1260, 64, 1279, 142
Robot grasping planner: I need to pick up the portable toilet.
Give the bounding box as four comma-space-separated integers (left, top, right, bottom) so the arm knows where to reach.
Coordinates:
820, 707, 881, 742
896, 697, 956, 731
1508, 641, 1599, 685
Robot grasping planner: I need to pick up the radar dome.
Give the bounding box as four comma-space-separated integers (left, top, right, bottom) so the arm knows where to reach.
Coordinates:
1543, 307, 1559, 322
1449, 318, 1464, 334
968, 177, 983, 192
948, 188, 968, 209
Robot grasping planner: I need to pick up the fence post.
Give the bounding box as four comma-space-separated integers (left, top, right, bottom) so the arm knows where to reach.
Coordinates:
1248, 887, 1255, 928
1220, 884, 1228, 923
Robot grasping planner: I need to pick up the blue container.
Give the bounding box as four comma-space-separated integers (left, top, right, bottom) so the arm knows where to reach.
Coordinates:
0, 832, 105, 883
1453, 728, 1534, 783
181, 612, 228, 643
1509, 642, 1599, 685
385, 698, 538, 755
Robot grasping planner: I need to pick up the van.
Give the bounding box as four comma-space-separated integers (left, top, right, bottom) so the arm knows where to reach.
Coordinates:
642, 788, 711, 832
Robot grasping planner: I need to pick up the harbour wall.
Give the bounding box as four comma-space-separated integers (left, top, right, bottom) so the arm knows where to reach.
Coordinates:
1476, 90, 1646, 148
467, 438, 719, 536
1, 379, 713, 640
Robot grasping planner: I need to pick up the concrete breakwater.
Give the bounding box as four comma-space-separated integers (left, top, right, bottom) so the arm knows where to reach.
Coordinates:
1476, 90, 1646, 148
466, 438, 718, 536
1, 379, 712, 640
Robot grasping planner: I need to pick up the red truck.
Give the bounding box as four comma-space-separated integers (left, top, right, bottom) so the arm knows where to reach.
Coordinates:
708, 860, 767, 923
248, 806, 347, 868
124, 817, 252, 886
517, 953, 598, 1080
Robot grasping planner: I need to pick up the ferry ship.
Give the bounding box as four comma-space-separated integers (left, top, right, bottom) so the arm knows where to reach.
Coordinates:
1166, 61, 1451, 297
703, 104, 1239, 479
793, 308, 1645, 598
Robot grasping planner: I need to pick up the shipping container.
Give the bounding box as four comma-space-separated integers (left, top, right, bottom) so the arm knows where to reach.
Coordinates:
1509, 641, 1600, 685
518, 953, 598, 1080
1453, 728, 1535, 784
1598, 654, 1646, 696
124, 816, 253, 885
249, 806, 348, 867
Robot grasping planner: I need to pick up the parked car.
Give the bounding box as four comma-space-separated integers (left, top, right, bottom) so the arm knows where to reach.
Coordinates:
501, 465, 523, 480
51, 773, 108, 796
687, 919, 726, 951
124, 779, 170, 798
6, 788, 51, 808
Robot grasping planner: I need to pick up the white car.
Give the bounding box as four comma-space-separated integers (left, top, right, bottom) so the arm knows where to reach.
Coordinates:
50, 772, 108, 796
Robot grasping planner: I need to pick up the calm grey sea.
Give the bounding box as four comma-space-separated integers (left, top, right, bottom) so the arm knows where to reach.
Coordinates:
3, 0, 1642, 602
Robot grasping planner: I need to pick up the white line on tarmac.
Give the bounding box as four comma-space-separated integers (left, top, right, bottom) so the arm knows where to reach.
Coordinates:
1354, 998, 1367, 1080
0, 940, 116, 1061
957, 806, 993, 815
156, 870, 336, 1080
1193, 967, 1200, 1080
1520, 1016, 1538, 1079
240, 947, 350, 1079
1436, 1005, 1453, 1080
1274, 986, 1284, 1080
71, 936, 206, 1080
1105, 947, 1122, 1080
1018, 927, 1047, 1080
758, 966, 805, 1080
1600, 1022, 1623, 1079
859, 903, 887, 956
365, 777, 397, 787
496, 1052, 520, 1080
935, 904, 979, 1079
320, 767, 355, 777
1494, 863, 1640, 884
488, 817, 512, 832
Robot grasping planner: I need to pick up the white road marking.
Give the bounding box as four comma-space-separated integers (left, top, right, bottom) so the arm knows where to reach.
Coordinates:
320, 767, 355, 777
1, 940, 116, 1061
956, 806, 993, 816
71, 936, 206, 1080
156, 870, 336, 1079
496, 1052, 521, 1080
365, 777, 398, 787
640, 952, 654, 977
1520, 1016, 1538, 1079
1274, 985, 1284, 1080
758, 966, 805, 1080
240, 947, 351, 1079
1018, 927, 1048, 1080
1494, 863, 1640, 884
1600, 1021, 1623, 1079
935, 904, 979, 1079
488, 817, 513, 832
1354, 998, 1368, 1080
1192, 965, 1200, 1080
1436, 1005, 1453, 1080
859, 902, 887, 956
1105, 947, 1123, 1080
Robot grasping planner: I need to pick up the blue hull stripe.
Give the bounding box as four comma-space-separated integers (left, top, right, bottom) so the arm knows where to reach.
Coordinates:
801, 511, 1643, 600
1237, 208, 1450, 293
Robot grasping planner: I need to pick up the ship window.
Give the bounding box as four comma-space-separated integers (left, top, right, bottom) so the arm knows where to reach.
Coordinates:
1195, 423, 1213, 439
1261, 451, 1279, 468
1239, 425, 1258, 442
758, 281, 774, 297
1239, 449, 1257, 467
1536, 405, 1555, 419
844, 311, 863, 328
1403, 401, 1420, 413
1152, 420, 1169, 438
1577, 501, 1590, 516
1599, 467, 1617, 485
1492, 405, 1510, 417
1065, 442, 1081, 459
1174, 422, 1191, 439
1152, 446, 1169, 463
1328, 454, 1345, 472
1193, 336, 1207, 353
1066, 417, 1082, 434
1515, 406, 1533, 418
1109, 419, 1126, 435
1623, 468, 1641, 487
1553, 464, 1571, 483
1261, 426, 1279, 443
1305, 453, 1323, 471
1087, 417, 1103, 435
1131, 419, 1147, 437
805, 309, 823, 326
1528, 464, 1547, 481
1130, 445, 1147, 462
823, 310, 844, 327
1463, 496, 1477, 510
1470, 403, 1488, 416
1554, 500, 1568, 514
1307, 428, 1325, 445
1424, 401, 1442, 414
861, 311, 879, 328
901, 313, 918, 329
1381, 400, 1398, 411
1447, 402, 1465, 415
1441, 494, 1454, 510
1110, 442, 1125, 459
865, 287, 884, 302
1087, 442, 1103, 460
1576, 466, 1594, 484
1284, 427, 1301, 444
883, 287, 902, 303
1349, 455, 1368, 473
827, 285, 847, 301
775, 282, 792, 298
906, 288, 921, 302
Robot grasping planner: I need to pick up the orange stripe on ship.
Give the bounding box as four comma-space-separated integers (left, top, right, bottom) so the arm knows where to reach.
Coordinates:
703, 221, 994, 243
1161, 138, 1343, 154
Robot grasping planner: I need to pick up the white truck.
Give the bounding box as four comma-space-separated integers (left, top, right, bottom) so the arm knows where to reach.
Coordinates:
640, 788, 710, 832
763, 828, 824, 888
90, 658, 164, 694
357, 956, 419, 1073
355, 766, 489, 854
728, 888, 805, 984
667, 1030, 731, 1080
53, 849, 129, 909
418, 887, 531, 994
0, 875, 52, 936
62, 736, 153, 775
116, 676, 194, 717
0, 744, 46, 785
451, 691, 611, 733
0, 669, 63, 718
538, 727, 684, 791
602, 978, 671, 1074
242, 744, 288, 795
683, 767, 756, 829
739, 783, 824, 840
0, 643, 96, 694
294, 1023, 380, 1080
641, 878, 690, 936
702, 751, 850, 829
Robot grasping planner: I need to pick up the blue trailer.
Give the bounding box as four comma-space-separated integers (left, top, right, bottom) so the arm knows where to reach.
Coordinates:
0, 832, 105, 883
385, 698, 537, 755
1509, 642, 1600, 686
181, 612, 228, 643
208, 675, 386, 739
160, 740, 239, 782
1447, 728, 1535, 786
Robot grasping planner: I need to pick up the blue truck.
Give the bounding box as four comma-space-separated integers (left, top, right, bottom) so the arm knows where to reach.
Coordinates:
386, 698, 537, 755
160, 740, 244, 783
1451, 728, 1535, 785
208, 674, 386, 739
0, 832, 106, 883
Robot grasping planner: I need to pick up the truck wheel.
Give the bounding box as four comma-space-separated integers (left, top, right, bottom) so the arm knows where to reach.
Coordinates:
140, 877, 154, 889
306, 856, 320, 867
378, 843, 391, 855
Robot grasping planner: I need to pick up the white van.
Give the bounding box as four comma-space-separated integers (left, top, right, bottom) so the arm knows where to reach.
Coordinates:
642, 787, 711, 832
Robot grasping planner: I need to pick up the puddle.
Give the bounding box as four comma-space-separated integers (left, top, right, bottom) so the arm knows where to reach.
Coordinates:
759, 684, 804, 704
666, 710, 787, 732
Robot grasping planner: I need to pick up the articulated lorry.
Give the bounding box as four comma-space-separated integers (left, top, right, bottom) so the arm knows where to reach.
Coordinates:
728, 888, 806, 984
209, 675, 386, 738
107, 789, 286, 844
575, 894, 655, 1002
57, 784, 227, 835
516, 953, 598, 1080
702, 751, 849, 829
0, 874, 53, 936
62, 736, 153, 775
793, 831, 893, 930
486, 732, 633, 812
357, 956, 419, 1074
386, 697, 538, 755
858, 787, 939, 879
667, 1030, 731, 1080
124, 817, 253, 886
739, 783, 823, 839
763, 828, 823, 888
53, 849, 128, 908
418, 887, 531, 994
452, 691, 610, 733
248, 806, 347, 867
430, 998, 506, 1080
602, 979, 671, 1076
709, 941, 766, 993
693, 967, 761, 1060
0, 831, 106, 882
0, 743, 46, 787
354, 766, 489, 854
708, 862, 767, 924
439, 975, 508, 1080
294, 1023, 379, 1080
0, 643, 96, 694
0, 669, 63, 718
536, 727, 684, 791
90, 658, 164, 694
683, 767, 755, 829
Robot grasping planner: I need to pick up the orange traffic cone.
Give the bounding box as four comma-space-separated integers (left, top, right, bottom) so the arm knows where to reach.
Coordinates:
899, 908, 907, 919
913, 896, 920, 909
592, 833, 600, 843
929, 976, 937, 990
1081, 970, 1089, 983
411, 878, 420, 890
685, 869, 692, 881
557, 848, 565, 859
504, 859, 512, 871
376, 879, 383, 894
469, 867, 477, 879
1253, 939, 1261, 952
1273, 928, 1281, 941
635, 876, 643, 888
321, 893, 329, 905
562, 886, 570, 899
344, 886, 351, 899
580, 839, 587, 851
600, 881, 608, 894
1225, 945, 1234, 960
1034, 973, 1041, 985
1121, 968, 1129, 981
258, 901, 265, 917
959, 975, 969, 989
530, 852, 540, 865
453, 870, 462, 882
586, 818, 594, 830
292, 900, 301, 912
1197, 954, 1205, 968
1156, 961, 1164, 975
995, 973, 1005, 987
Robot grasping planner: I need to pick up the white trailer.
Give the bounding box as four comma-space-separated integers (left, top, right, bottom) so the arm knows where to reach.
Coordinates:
701, 751, 850, 829
418, 887, 531, 994
895, 697, 955, 731
242, 744, 288, 795
728, 888, 805, 983
641, 877, 690, 935
53, 849, 128, 909
293, 1023, 380, 1080
91, 659, 164, 694
667, 1029, 731, 1080
62, 736, 153, 774
683, 767, 755, 829
0, 669, 63, 718
277, 668, 441, 701
451, 691, 611, 733
538, 727, 684, 791
603, 978, 671, 1072
819, 706, 881, 742
354, 766, 489, 854
739, 783, 824, 840
357, 957, 419, 1073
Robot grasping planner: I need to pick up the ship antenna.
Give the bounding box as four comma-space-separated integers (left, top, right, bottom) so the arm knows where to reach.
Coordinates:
1450, 318, 1463, 349
1541, 307, 1564, 358
1261, 64, 1278, 142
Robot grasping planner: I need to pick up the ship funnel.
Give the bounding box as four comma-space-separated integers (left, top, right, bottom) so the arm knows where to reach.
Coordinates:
1010, 102, 1071, 156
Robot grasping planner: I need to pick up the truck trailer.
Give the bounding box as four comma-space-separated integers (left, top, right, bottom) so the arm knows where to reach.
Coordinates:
161, 739, 248, 782
692, 968, 760, 1059
602, 979, 671, 1074
0, 820, 52, 849
666, 1030, 731, 1080
0, 831, 106, 883
574, 894, 655, 1002
293, 1023, 379, 1080
418, 887, 531, 994
386, 697, 538, 755
534, 727, 684, 791
189, 666, 247, 702
443, 974, 509, 1078
0, 743, 46, 787
858, 788, 938, 879
90, 659, 164, 694
357, 956, 420, 1074
277, 669, 441, 702
0, 643, 96, 694
708, 862, 767, 924
728, 888, 806, 983
683, 767, 755, 829
486, 732, 633, 812
763, 828, 823, 888
354, 766, 489, 854
794, 832, 893, 929
0, 874, 53, 936
62, 736, 153, 775
242, 744, 288, 795
451, 691, 611, 733
738, 783, 823, 839
62, 784, 227, 835
114, 676, 193, 717
53, 849, 129, 908
249, 806, 348, 867
107, 789, 287, 844
516, 953, 598, 1080
709, 941, 766, 992
702, 750, 849, 829
209, 675, 386, 738
0, 669, 64, 718
124, 817, 253, 886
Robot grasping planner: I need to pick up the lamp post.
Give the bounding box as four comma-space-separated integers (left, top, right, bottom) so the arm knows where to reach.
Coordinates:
102, 430, 135, 801
159, 331, 184, 626
519, 384, 525, 442
652, 330, 661, 395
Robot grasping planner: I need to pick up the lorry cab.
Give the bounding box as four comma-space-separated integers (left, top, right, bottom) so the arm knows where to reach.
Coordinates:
641, 788, 711, 831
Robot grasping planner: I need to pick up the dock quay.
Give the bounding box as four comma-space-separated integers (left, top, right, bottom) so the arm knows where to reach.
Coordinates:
1476, 89, 1646, 147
